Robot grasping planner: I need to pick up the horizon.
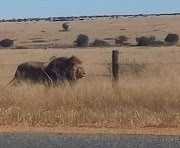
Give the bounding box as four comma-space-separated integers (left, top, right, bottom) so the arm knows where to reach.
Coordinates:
2, 12, 180, 20
0, 0, 180, 19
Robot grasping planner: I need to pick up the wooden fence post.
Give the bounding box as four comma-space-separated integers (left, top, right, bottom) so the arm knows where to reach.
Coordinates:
112, 50, 119, 85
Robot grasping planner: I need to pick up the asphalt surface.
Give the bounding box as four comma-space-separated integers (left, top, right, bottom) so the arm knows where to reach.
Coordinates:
0, 133, 180, 148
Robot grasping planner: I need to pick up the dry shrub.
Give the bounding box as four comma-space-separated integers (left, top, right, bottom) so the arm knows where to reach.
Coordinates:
106, 58, 150, 77
92, 39, 109, 47
136, 36, 164, 47
62, 23, 69, 31
74, 34, 89, 47
0, 39, 14, 47
165, 33, 179, 45
136, 36, 155, 46
115, 35, 128, 45
14, 46, 28, 49
120, 58, 149, 76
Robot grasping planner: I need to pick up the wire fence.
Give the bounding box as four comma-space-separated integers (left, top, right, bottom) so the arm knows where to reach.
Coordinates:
1, 62, 180, 78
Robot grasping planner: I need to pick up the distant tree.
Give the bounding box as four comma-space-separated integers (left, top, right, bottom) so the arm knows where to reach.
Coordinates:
0, 39, 14, 47
62, 23, 69, 31
74, 34, 89, 47
164, 33, 179, 45
115, 35, 128, 45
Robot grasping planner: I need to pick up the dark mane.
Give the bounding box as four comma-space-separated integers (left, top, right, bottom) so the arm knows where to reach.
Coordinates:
67, 56, 82, 65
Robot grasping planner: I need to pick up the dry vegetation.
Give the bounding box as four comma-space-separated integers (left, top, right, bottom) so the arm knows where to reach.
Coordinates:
0, 16, 180, 129
0, 46, 180, 128
0, 16, 180, 48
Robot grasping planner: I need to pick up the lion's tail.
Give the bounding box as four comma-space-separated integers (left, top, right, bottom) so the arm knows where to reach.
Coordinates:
0, 77, 17, 94
6, 78, 16, 87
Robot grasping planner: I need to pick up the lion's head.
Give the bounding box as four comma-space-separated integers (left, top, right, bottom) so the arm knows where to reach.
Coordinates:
66, 56, 85, 81
73, 64, 85, 80
46, 56, 85, 83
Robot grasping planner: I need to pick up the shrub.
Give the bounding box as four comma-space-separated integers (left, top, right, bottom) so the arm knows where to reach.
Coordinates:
164, 33, 179, 45
74, 34, 89, 47
121, 59, 149, 76
92, 39, 109, 47
106, 58, 149, 77
136, 36, 156, 46
115, 35, 128, 45
62, 23, 69, 31
14, 46, 28, 49
0, 39, 14, 47
153, 40, 164, 46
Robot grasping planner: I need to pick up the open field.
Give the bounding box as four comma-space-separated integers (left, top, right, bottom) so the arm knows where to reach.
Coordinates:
0, 16, 180, 129
0, 16, 180, 48
0, 46, 180, 128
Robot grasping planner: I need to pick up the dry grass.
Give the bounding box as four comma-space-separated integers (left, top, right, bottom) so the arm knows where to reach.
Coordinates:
0, 16, 180, 128
0, 16, 180, 47
1, 77, 180, 128
0, 47, 180, 128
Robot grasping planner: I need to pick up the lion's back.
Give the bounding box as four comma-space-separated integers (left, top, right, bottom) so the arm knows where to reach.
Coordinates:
14, 61, 47, 82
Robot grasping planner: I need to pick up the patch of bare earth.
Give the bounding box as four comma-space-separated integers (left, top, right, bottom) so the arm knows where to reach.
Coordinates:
0, 126, 180, 136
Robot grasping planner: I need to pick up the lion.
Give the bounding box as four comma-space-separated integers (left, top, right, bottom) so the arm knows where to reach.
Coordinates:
9, 56, 85, 85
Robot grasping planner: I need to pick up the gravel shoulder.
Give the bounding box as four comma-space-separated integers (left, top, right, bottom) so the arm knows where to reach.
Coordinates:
1, 133, 180, 148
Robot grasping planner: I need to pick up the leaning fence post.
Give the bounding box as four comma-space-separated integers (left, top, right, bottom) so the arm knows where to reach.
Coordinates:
112, 50, 119, 86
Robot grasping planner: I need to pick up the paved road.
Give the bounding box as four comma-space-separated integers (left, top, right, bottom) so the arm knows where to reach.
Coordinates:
0, 133, 180, 148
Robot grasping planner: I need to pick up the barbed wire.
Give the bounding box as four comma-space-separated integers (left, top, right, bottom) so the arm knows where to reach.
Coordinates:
1, 62, 180, 67
1, 63, 180, 78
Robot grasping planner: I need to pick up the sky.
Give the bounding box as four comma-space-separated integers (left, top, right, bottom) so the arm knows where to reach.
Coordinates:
0, 0, 180, 19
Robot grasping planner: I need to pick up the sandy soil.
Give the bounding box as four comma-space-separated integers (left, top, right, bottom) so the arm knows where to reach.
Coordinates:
0, 126, 180, 136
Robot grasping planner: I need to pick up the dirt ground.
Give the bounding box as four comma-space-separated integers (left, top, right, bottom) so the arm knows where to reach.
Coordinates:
0, 126, 180, 136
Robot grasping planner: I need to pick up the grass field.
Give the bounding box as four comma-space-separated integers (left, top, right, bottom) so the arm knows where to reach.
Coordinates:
0, 16, 180, 48
0, 16, 180, 128
0, 46, 180, 128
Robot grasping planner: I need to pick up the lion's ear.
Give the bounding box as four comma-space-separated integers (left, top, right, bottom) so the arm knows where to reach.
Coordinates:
49, 56, 57, 62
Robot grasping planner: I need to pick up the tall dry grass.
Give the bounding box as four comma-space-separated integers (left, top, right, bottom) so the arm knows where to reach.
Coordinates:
0, 47, 180, 128
0, 76, 180, 128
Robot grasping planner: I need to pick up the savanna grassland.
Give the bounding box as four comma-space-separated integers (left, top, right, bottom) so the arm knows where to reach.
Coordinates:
0, 16, 180, 130
1, 16, 180, 48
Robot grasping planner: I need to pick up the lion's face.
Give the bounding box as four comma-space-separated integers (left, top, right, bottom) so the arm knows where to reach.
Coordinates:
69, 64, 85, 81
74, 64, 85, 79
